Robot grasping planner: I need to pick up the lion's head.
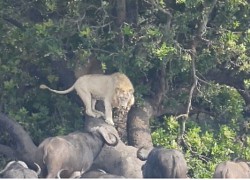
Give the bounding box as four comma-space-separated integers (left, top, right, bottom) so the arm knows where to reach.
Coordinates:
111, 72, 135, 111
112, 88, 134, 110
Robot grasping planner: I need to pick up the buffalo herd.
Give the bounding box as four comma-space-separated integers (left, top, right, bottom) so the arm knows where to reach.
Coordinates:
1, 123, 250, 178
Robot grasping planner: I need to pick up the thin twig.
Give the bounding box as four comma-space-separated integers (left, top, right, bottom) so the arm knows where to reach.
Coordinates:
180, 135, 211, 163
175, 0, 218, 136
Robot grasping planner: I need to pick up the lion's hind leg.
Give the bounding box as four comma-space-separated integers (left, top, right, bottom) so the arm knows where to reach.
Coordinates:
91, 99, 105, 118
77, 90, 98, 118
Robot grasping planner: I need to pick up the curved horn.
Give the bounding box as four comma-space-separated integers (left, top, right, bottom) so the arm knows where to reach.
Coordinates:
57, 169, 65, 179
97, 169, 107, 174
34, 163, 41, 176
137, 147, 152, 161
69, 171, 82, 178
17, 161, 28, 168
96, 127, 119, 146
0, 161, 16, 174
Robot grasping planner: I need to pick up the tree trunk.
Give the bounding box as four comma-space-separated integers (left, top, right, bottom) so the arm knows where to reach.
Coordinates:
126, 0, 138, 26
115, 0, 126, 27
0, 113, 38, 168
127, 101, 153, 148
111, 0, 126, 46
113, 110, 129, 144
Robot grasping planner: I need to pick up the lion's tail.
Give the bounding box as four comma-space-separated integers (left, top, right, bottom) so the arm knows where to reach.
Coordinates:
40, 84, 75, 95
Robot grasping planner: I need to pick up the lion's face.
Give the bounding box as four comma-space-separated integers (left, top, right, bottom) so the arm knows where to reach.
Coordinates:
113, 88, 134, 110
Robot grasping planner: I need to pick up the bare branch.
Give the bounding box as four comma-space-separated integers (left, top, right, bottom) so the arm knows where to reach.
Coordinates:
145, 0, 172, 28
2, 15, 25, 31
145, 0, 172, 19
175, 0, 218, 135
196, 0, 218, 37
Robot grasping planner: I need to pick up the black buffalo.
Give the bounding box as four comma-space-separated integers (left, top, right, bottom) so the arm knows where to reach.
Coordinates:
35, 126, 118, 178
137, 147, 188, 178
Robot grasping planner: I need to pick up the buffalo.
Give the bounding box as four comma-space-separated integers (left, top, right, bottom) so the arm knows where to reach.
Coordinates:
56, 168, 124, 179
56, 169, 82, 178
213, 160, 250, 178
137, 147, 188, 178
81, 170, 124, 178
0, 160, 41, 178
35, 126, 118, 178
57, 169, 125, 178
84, 117, 145, 178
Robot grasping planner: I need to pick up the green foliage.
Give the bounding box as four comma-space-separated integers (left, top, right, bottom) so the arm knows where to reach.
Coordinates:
152, 42, 176, 61
195, 84, 245, 125
152, 116, 180, 149
152, 114, 250, 178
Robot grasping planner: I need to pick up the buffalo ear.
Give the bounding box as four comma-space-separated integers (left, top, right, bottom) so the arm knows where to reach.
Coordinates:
97, 127, 119, 146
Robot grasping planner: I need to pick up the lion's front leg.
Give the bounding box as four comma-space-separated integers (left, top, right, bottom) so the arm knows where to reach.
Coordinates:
104, 99, 114, 125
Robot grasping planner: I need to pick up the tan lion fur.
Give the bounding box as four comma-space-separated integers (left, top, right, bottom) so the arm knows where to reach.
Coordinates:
40, 72, 134, 125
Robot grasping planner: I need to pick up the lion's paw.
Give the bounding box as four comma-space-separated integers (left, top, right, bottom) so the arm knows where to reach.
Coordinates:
95, 113, 102, 118
105, 119, 114, 126
94, 111, 105, 118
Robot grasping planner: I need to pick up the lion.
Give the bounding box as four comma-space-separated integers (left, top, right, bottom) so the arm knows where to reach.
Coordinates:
40, 72, 134, 125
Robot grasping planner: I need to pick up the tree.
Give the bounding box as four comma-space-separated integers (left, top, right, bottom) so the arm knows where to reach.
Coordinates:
0, 0, 250, 178
0, 113, 37, 169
